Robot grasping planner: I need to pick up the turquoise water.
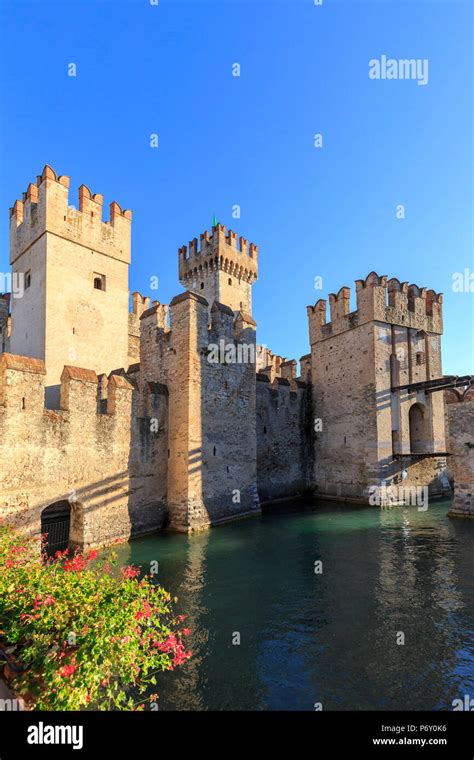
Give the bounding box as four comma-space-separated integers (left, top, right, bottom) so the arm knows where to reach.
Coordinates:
113, 499, 474, 711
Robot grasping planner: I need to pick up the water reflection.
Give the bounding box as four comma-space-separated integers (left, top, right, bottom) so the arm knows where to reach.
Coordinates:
112, 500, 474, 711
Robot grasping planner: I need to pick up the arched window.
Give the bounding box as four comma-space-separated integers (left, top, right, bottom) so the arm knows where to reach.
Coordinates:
94, 273, 106, 291
228, 278, 232, 286
200, 282, 204, 290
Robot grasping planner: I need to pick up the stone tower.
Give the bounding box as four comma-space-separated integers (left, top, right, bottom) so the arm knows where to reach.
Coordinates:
178, 223, 258, 317
9, 165, 131, 406
139, 291, 259, 532
307, 272, 447, 502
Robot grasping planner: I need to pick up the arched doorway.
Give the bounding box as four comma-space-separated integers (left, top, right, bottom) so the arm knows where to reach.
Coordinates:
41, 501, 71, 558
409, 403, 430, 454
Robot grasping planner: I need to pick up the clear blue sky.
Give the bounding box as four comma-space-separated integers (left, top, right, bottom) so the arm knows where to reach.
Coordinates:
0, 0, 472, 374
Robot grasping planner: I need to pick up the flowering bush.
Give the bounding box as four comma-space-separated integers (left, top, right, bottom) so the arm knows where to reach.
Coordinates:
0, 522, 191, 710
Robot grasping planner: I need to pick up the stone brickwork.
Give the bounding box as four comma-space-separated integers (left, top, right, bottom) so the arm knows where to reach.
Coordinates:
0, 164, 469, 552
139, 293, 259, 531
445, 389, 474, 518
256, 346, 296, 383
256, 375, 312, 502
178, 224, 258, 317
9, 165, 132, 407
0, 294, 10, 354
0, 352, 166, 549
307, 272, 448, 502
128, 292, 150, 365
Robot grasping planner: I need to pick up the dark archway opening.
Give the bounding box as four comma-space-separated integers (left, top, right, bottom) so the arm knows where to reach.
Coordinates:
409, 403, 430, 454
41, 501, 71, 558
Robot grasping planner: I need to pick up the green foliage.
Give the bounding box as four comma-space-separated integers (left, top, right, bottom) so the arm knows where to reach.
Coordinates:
0, 523, 191, 710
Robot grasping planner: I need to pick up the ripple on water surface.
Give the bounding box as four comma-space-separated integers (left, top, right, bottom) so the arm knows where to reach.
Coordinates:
111, 499, 474, 710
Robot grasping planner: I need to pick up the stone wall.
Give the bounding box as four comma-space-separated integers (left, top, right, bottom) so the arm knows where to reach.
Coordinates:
445, 390, 474, 518
256, 375, 312, 502
307, 272, 447, 502
128, 293, 150, 366
9, 165, 131, 406
139, 293, 259, 531
178, 224, 258, 317
0, 295, 9, 354
0, 353, 166, 550
3, 165, 470, 554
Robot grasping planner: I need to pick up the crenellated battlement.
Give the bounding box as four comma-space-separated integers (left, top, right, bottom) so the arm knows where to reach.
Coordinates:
257, 372, 308, 394
3, 162, 460, 540
0, 353, 133, 419
131, 291, 151, 318
10, 164, 132, 265
139, 299, 169, 330
0, 352, 141, 550
307, 271, 443, 344
256, 346, 286, 376
256, 346, 302, 384
178, 223, 258, 287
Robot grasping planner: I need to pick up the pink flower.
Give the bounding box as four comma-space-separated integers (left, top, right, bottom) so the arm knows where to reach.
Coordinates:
121, 565, 140, 580
59, 662, 77, 678
33, 595, 42, 611
173, 649, 192, 666
63, 555, 85, 572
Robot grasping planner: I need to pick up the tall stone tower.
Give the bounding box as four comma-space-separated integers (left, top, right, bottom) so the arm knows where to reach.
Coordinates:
136, 222, 261, 531
307, 272, 447, 501
9, 165, 131, 406
178, 223, 258, 316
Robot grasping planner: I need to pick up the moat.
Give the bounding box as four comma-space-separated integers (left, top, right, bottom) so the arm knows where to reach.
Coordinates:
113, 499, 474, 711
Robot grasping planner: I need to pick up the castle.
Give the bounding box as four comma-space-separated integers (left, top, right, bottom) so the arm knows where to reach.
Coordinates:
0, 166, 472, 553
